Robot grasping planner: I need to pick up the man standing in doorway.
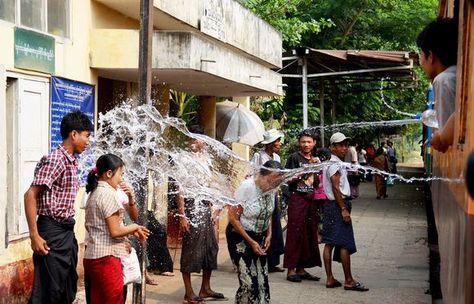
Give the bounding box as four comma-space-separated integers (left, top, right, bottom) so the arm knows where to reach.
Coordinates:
322, 132, 368, 292
24, 111, 93, 303
283, 130, 321, 282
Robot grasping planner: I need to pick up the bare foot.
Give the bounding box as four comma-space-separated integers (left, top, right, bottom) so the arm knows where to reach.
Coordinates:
145, 273, 159, 285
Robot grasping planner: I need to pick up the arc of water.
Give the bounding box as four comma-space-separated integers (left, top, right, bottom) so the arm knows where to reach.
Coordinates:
379, 77, 417, 118
284, 118, 420, 135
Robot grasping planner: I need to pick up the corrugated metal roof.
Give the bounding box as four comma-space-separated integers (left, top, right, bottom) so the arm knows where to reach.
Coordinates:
280, 48, 416, 80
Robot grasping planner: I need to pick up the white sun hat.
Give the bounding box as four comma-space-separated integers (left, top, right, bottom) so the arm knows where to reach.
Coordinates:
260, 129, 284, 145
330, 132, 351, 144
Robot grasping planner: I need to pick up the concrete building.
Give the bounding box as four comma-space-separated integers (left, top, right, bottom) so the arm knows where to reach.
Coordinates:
0, 0, 282, 301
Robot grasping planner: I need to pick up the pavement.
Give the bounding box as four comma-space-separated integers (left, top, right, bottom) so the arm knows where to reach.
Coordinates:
73, 179, 430, 303
139, 180, 431, 304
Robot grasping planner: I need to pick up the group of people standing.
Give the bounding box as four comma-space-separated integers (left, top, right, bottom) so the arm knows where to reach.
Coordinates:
226, 128, 370, 304
24, 111, 151, 304
24, 110, 371, 304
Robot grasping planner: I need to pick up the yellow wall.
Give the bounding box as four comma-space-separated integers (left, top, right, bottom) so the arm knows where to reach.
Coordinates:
91, 1, 140, 29
0, 0, 142, 267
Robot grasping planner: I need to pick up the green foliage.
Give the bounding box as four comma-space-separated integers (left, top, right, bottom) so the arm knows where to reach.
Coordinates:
169, 90, 199, 125
240, 0, 334, 49
244, 0, 438, 149
305, 0, 438, 50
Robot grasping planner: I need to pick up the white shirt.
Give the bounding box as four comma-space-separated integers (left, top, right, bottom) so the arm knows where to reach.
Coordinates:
344, 146, 358, 164
234, 178, 275, 233
433, 65, 456, 128
323, 154, 351, 201
251, 150, 281, 166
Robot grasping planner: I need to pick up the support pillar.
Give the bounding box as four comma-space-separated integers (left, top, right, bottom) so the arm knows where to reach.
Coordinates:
151, 83, 170, 116
302, 57, 308, 129
231, 96, 250, 161
319, 79, 325, 147
198, 96, 216, 138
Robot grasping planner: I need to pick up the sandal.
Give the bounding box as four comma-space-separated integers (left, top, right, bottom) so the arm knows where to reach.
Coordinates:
286, 274, 302, 282
299, 272, 320, 281
200, 292, 228, 301
183, 297, 204, 304
326, 280, 342, 288
344, 282, 369, 292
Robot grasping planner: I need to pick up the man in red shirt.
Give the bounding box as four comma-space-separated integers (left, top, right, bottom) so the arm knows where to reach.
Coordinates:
24, 111, 93, 304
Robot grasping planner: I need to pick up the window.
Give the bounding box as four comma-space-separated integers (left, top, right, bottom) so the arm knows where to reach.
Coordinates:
48, 0, 69, 37
0, 0, 16, 23
20, 0, 44, 31
0, 0, 70, 38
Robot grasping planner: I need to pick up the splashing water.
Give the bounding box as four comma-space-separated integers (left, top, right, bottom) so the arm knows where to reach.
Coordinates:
379, 77, 417, 118
78, 104, 462, 226
285, 118, 421, 135
79, 104, 252, 210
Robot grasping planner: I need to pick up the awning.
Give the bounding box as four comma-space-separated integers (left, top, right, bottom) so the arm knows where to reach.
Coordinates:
280, 48, 416, 80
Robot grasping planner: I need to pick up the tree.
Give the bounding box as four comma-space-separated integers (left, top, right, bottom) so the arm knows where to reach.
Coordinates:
244, 0, 438, 148
240, 0, 333, 49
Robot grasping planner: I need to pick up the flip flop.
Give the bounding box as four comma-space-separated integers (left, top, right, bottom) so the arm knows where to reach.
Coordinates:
200, 292, 228, 301
326, 281, 342, 288
286, 274, 302, 282
344, 282, 369, 292
299, 272, 320, 281
182, 298, 204, 304
158, 271, 175, 277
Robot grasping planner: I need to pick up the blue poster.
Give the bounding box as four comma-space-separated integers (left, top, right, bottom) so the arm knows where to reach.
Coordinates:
50, 76, 95, 150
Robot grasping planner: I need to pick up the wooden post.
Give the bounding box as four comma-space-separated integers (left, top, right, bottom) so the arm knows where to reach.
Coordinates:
134, 0, 153, 303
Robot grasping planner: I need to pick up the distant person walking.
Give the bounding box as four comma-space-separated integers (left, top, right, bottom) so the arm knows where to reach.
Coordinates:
386, 141, 397, 174
373, 147, 389, 199
344, 140, 360, 199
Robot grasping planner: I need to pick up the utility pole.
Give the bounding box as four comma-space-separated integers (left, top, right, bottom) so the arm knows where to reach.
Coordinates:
319, 79, 325, 147
139, 0, 153, 107
133, 0, 153, 303
302, 56, 308, 129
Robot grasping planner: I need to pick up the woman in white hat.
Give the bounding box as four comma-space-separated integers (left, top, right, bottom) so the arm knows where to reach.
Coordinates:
250, 129, 285, 272
251, 129, 283, 164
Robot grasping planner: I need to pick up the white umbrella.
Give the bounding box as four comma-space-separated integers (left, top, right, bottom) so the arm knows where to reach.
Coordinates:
215, 100, 265, 146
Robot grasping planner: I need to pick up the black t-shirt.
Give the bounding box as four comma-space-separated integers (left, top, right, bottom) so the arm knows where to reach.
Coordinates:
285, 152, 318, 193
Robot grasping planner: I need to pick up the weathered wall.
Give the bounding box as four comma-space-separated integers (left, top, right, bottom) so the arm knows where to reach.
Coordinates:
156, 0, 282, 68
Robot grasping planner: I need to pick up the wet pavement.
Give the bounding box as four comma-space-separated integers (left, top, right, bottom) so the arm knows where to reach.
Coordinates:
142, 180, 430, 304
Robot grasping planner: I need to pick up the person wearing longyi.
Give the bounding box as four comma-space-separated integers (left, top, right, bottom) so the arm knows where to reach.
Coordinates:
283, 129, 322, 283
250, 129, 285, 273
24, 111, 93, 303
227, 160, 284, 303
322, 132, 369, 292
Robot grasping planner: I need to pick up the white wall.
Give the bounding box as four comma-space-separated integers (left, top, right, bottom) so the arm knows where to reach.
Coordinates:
0, 65, 6, 254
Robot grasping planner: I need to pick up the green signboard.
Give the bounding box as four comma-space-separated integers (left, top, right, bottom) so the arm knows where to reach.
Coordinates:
14, 27, 55, 74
